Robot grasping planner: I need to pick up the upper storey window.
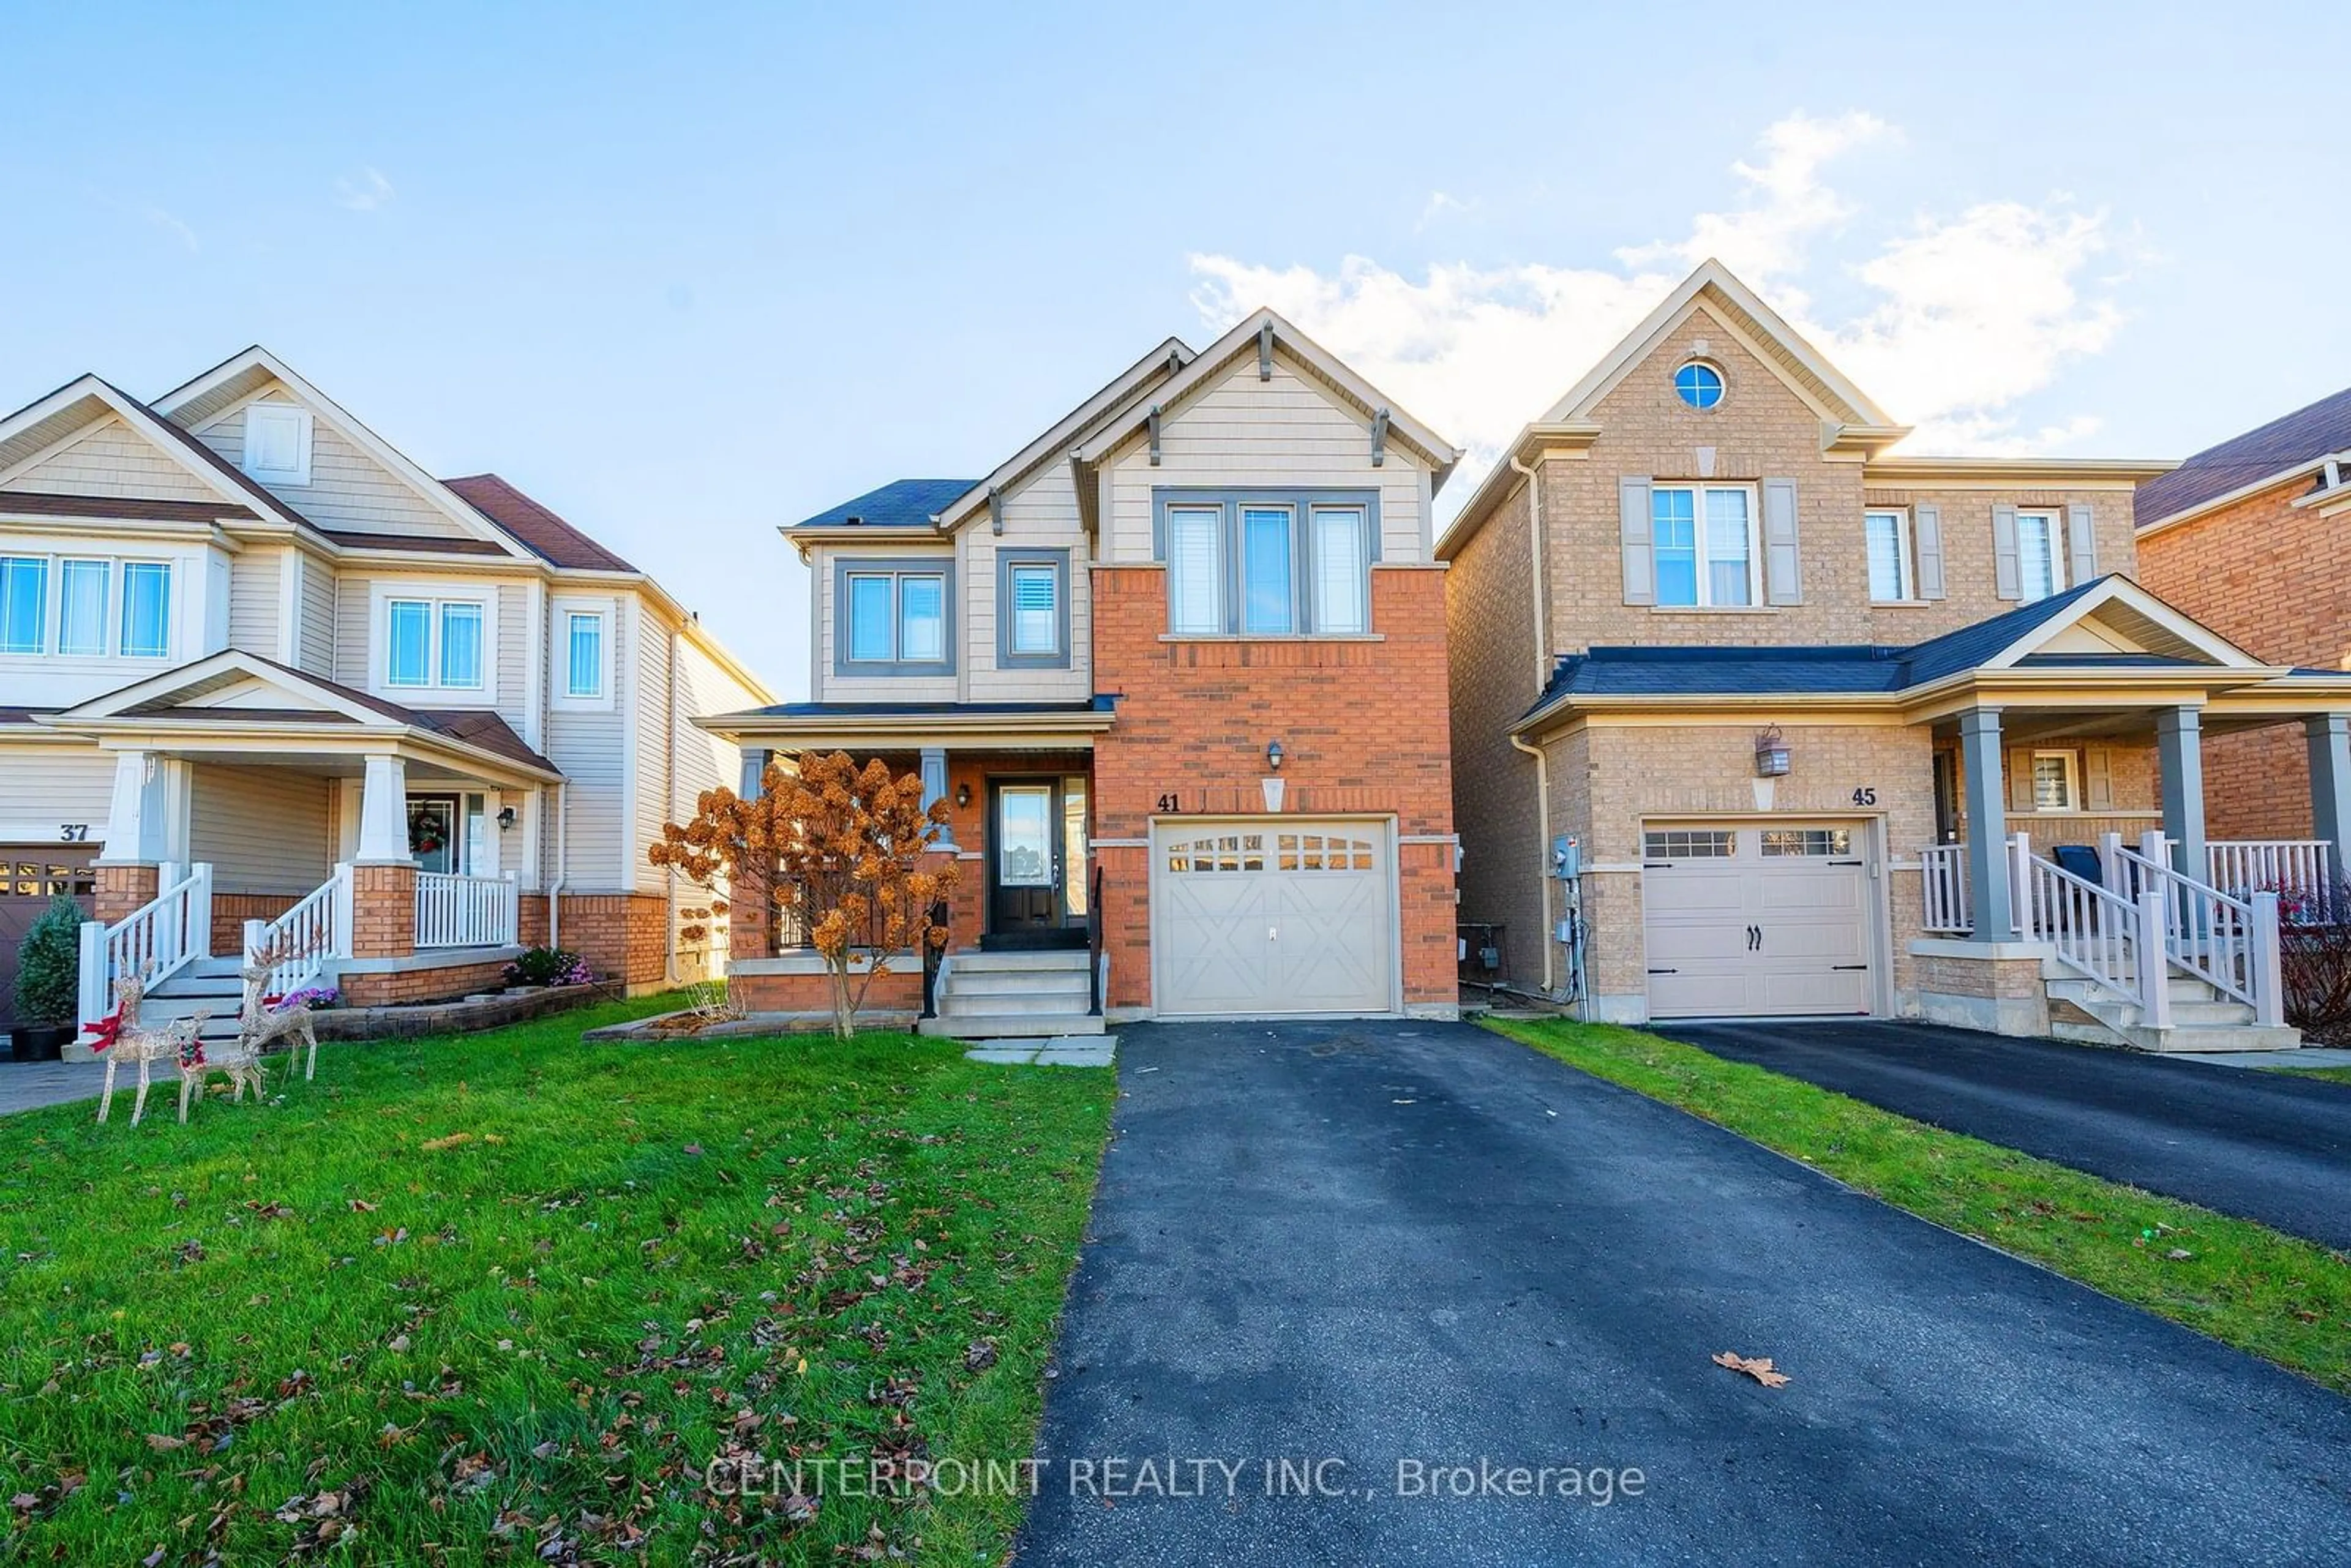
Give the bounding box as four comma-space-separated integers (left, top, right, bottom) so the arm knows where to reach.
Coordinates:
0, 555, 170, 658
385, 596, 485, 690
243, 402, 313, 487
2015, 509, 2064, 603
997, 550, 1070, 669
1673, 361, 1725, 411
835, 558, 954, 677
1651, 485, 1755, 607
1865, 509, 1916, 602
1155, 490, 1377, 637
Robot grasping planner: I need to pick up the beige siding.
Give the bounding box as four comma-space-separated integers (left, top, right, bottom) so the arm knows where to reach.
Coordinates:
195, 392, 471, 538
809, 541, 961, 705
298, 554, 336, 675
0, 745, 114, 831
630, 599, 669, 892
495, 582, 531, 730
333, 576, 370, 687
1104, 359, 1430, 566
189, 765, 334, 894
963, 463, 1093, 702
542, 591, 628, 895
227, 547, 282, 656
6, 416, 218, 503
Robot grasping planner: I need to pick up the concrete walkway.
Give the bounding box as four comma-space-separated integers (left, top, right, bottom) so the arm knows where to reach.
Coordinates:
966, 1035, 1119, 1067
1660, 1019, 2351, 1250
0, 1057, 175, 1116
1016, 1019, 2351, 1567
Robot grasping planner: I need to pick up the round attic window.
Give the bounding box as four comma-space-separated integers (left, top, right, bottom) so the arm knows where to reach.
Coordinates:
1674, 361, 1725, 410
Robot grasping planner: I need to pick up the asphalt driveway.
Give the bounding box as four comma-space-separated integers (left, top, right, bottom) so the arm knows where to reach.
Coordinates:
1657, 1019, 2351, 1250
1016, 1018, 2351, 1567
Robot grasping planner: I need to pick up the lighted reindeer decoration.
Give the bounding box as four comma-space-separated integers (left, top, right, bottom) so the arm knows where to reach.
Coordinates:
91, 972, 217, 1127
239, 944, 322, 1082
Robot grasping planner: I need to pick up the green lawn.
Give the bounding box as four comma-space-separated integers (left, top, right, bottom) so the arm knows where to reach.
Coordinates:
1489, 1017, 2351, 1392
0, 996, 1112, 1565
2282, 1064, 2351, 1086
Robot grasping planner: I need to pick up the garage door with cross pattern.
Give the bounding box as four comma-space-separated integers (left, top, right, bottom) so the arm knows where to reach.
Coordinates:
1640, 824, 1873, 1019
0, 847, 97, 1028
1151, 820, 1395, 1016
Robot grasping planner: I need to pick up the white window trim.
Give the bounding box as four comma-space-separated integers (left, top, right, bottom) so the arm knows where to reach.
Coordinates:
1651, 482, 1761, 609
2015, 509, 2067, 604
0, 552, 179, 660
56, 557, 111, 656
551, 596, 615, 710
1865, 507, 1919, 604
242, 402, 315, 487
369, 582, 498, 703
117, 560, 174, 659
2031, 750, 2079, 813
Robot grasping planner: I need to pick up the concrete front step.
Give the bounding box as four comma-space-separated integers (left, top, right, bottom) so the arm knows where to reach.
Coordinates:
942, 969, 1092, 998
2050, 1020, 2305, 1053
918, 1010, 1104, 1039
949, 950, 1092, 973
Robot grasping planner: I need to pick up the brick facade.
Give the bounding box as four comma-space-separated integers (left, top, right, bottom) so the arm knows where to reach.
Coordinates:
729, 959, 924, 1017
2137, 477, 2336, 840
1091, 562, 1458, 1012
340, 956, 515, 1008
211, 892, 301, 959
347, 863, 416, 960
93, 863, 160, 925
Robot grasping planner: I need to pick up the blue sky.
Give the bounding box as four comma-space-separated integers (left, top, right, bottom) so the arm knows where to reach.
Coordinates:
4, 2, 2341, 697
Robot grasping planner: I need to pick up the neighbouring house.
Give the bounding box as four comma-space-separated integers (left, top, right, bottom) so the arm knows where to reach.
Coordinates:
1443, 260, 2351, 1049
0, 349, 768, 1042
2135, 386, 2351, 842
700, 312, 1461, 1033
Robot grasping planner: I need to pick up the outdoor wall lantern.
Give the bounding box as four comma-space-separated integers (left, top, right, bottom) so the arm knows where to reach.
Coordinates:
1753, 725, 1791, 778
496, 805, 517, 831
1266, 739, 1285, 771
955, 782, 972, 809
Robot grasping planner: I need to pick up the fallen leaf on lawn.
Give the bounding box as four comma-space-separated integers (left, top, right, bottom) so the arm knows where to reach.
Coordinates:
1713, 1351, 1791, 1389
965, 1339, 999, 1372
386, 1334, 412, 1353
348, 1199, 379, 1214
144, 1433, 187, 1452
2167, 1248, 2194, 1261
419, 1133, 473, 1153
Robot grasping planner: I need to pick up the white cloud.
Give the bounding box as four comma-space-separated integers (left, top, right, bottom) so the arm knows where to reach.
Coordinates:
1188, 110, 2124, 495
1414, 190, 1478, 232
334, 168, 395, 212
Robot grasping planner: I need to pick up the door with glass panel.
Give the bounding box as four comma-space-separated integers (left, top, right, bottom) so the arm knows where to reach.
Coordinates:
987, 778, 1089, 947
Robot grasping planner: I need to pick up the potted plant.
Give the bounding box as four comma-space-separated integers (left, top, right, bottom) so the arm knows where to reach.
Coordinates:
10, 895, 84, 1062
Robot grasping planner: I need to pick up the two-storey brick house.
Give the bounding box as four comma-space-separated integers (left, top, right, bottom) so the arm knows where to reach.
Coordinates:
1445, 261, 2351, 1048
702, 312, 1463, 1032
2135, 387, 2351, 842
0, 349, 767, 1038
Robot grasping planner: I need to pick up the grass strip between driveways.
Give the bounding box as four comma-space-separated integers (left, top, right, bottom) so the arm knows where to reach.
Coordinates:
1487, 1017, 2351, 1393
0, 994, 1113, 1565
2281, 1064, 2351, 1086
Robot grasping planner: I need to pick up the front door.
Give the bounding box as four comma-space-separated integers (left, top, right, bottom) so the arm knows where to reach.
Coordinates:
989, 781, 1063, 940
408, 795, 460, 874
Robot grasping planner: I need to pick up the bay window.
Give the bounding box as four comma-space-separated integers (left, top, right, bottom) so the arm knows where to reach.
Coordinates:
119, 562, 171, 658
0, 555, 171, 658
1155, 490, 1378, 637
0, 557, 46, 653
58, 560, 108, 655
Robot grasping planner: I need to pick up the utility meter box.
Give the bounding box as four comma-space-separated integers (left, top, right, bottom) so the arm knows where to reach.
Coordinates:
1551, 835, 1581, 879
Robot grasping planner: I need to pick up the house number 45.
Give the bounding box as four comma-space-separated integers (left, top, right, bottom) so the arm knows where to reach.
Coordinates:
1850, 787, 1877, 807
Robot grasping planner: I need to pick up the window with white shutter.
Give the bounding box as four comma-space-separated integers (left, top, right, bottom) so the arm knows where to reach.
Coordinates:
1166, 506, 1223, 636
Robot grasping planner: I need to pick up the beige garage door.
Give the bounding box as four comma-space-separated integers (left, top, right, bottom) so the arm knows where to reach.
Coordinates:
1152, 820, 1395, 1017
1641, 823, 1873, 1019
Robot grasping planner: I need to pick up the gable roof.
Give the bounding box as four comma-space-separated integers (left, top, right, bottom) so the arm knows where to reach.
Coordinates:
790, 479, 977, 533
1070, 307, 1460, 484
443, 473, 636, 571
1542, 258, 1900, 432
2135, 384, 2351, 531
151, 346, 522, 553
0, 374, 315, 530
930, 337, 1194, 532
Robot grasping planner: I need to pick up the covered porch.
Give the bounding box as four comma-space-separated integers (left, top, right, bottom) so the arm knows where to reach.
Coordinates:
700, 700, 1116, 1030
41, 651, 561, 1031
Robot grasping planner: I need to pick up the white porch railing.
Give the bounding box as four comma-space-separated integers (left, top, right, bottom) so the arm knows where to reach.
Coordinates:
1921, 843, 1972, 934
2013, 836, 2170, 1026
2114, 833, 2284, 1026
2207, 839, 2334, 924
77, 861, 212, 1032
244, 863, 353, 997
416, 870, 519, 949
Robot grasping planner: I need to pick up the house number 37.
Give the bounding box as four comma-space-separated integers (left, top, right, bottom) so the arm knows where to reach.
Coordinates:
1850, 787, 1877, 806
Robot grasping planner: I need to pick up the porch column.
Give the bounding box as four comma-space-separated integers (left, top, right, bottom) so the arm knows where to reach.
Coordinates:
1959, 708, 2012, 940
2156, 707, 2207, 883
355, 754, 411, 865
350, 752, 415, 964
920, 746, 956, 849
2305, 715, 2351, 885
97, 749, 167, 865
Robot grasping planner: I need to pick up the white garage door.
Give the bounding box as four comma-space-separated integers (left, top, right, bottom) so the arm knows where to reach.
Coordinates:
1641, 823, 1873, 1019
1152, 820, 1395, 1017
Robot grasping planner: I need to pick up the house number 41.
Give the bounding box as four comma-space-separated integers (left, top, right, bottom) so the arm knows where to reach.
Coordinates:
1850, 787, 1877, 806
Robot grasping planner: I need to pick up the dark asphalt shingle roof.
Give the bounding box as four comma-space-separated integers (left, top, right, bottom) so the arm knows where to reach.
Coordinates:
789, 479, 975, 532
443, 473, 636, 572
2135, 384, 2351, 526
1523, 578, 2150, 714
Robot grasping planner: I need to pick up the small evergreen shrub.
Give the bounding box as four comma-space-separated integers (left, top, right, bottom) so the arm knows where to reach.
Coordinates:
12, 896, 84, 1026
